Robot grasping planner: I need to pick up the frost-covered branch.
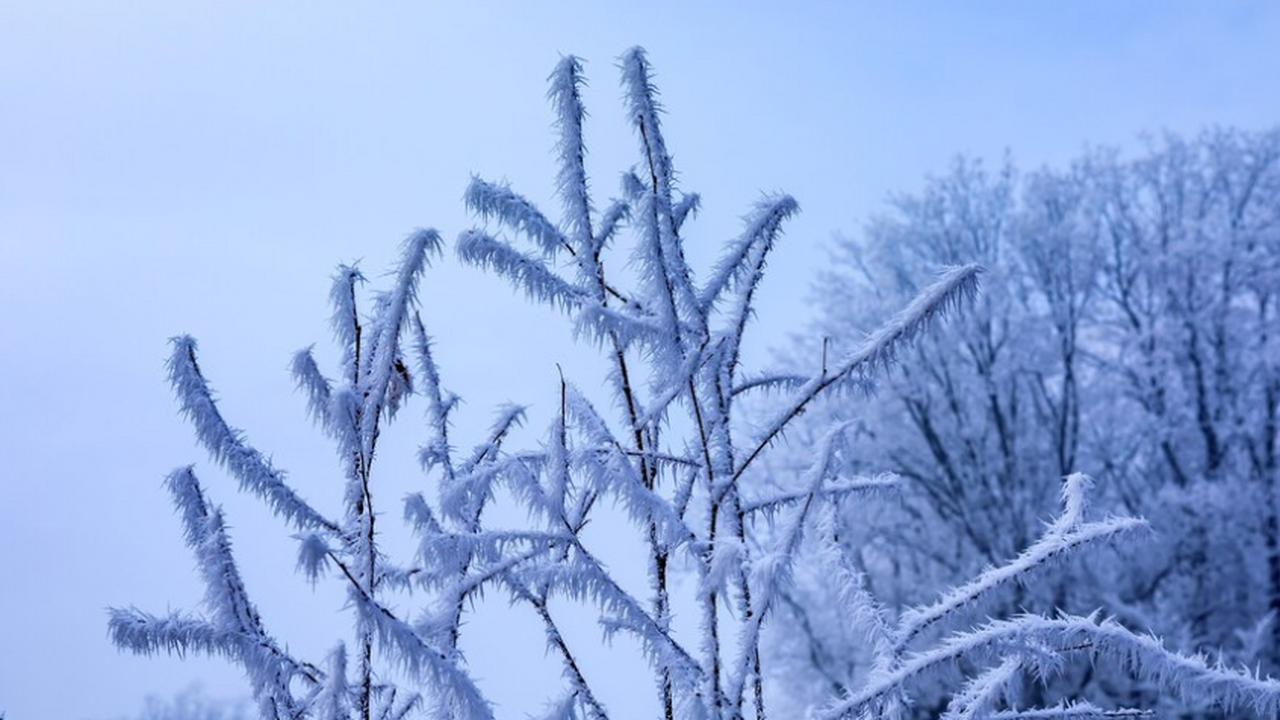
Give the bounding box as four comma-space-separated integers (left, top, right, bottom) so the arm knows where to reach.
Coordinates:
699, 194, 799, 313
465, 177, 569, 257
726, 424, 848, 709
110, 468, 318, 717
166, 336, 337, 533
895, 493, 1146, 650
456, 229, 585, 312
741, 473, 900, 521
990, 703, 1154, 719
822, 611, 1280, 719
729, 264, 982, 498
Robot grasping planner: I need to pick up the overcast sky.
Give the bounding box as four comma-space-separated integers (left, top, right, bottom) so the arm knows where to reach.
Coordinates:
3, 2, 1279, 718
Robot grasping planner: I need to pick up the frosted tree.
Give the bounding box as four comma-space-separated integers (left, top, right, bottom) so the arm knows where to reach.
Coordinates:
1089, 130, 1280, 668
773, 130, 1280, 716
110, 50, 1280, 719
761, 158, 1093, 714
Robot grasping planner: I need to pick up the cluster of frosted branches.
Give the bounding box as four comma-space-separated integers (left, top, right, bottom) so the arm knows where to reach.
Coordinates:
111, 232, 483, 720
109, 48, 1280, 720
815, 475, 1280, 719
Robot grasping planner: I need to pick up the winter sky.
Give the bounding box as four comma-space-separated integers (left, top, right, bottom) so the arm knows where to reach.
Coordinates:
3, 2, 1279, 718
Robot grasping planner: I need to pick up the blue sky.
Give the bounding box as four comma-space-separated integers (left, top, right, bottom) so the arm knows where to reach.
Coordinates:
2, 2, 1278, 718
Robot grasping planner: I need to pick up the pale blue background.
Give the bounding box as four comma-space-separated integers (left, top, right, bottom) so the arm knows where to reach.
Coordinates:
2, 2, 1279, 718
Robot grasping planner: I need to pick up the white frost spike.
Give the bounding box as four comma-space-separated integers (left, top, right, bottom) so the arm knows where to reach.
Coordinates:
404, 492, 443, 536
941, 656, 1023, 720
314, 643, 350, 720
620, 169, 645, 201
708, 535, 744, 598
291, 346, 332, 428
294, 532, 332, 586
592, 198, 630, 250
532, 691, 581, 720
1047, 472, 1092, 538
673, 192, 700, 230
379, 690, 424, 720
